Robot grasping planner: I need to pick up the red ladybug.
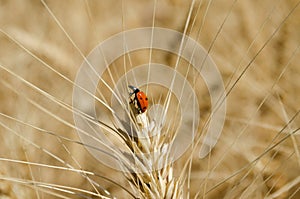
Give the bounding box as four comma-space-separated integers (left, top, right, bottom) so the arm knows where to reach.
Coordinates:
129, 85, 148, 114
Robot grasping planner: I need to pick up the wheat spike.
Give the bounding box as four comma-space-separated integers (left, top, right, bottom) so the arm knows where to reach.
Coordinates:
110, 92, 183, 198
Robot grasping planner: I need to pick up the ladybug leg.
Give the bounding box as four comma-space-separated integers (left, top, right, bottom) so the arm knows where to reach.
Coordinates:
129, 95, 140, 115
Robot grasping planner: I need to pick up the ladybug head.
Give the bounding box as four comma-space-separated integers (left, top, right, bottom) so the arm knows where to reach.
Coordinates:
128, 85, 140, 95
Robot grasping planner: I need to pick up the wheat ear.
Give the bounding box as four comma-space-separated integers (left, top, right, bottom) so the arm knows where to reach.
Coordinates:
109, 92, 183, 199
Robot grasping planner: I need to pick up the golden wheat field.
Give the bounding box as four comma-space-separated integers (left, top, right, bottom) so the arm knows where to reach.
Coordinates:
1, 0, 300, 198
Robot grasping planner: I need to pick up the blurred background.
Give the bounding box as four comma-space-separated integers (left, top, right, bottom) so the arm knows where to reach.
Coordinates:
0, 0, 300, 198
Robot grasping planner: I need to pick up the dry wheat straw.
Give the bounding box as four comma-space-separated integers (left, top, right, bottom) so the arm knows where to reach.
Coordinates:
1, 0, 300, 198
104, 97, 183, 198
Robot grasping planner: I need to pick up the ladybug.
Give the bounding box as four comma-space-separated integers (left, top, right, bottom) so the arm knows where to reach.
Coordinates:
128, 85, 148, 114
